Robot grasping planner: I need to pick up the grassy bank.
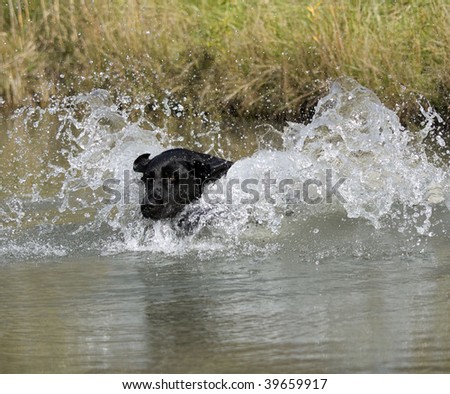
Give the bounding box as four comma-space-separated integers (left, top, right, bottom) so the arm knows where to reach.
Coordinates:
1, 0, 450, 125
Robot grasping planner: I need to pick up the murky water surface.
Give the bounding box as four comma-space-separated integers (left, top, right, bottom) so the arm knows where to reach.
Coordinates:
1, 240, 450, 373
1, 79, 449, 372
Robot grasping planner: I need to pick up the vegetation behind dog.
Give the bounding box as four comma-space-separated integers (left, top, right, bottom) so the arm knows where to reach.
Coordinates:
1, 0, 449, 135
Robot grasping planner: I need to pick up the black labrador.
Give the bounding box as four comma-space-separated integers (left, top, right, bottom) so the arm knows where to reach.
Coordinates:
133, 148, 233, 220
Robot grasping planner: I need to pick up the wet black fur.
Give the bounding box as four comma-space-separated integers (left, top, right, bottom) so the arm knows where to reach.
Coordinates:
133, 148, 233, 220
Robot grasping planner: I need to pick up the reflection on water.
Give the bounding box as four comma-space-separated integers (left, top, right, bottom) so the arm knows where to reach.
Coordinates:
0, 238, 449, 373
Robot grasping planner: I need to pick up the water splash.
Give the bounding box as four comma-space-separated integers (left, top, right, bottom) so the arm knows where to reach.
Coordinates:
284, 78, 449, 229
1, 79, 448, 261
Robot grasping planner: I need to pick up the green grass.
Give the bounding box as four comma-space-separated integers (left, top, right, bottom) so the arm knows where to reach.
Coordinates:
1, 0, 450, 124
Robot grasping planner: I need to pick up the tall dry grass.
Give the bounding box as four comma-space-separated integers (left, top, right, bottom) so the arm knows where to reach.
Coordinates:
1, 0, 449, 122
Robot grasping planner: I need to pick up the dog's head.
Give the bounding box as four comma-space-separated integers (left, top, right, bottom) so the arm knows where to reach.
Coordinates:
133, 149, 233, 220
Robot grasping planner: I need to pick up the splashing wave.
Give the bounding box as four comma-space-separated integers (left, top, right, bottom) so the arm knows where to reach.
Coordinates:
1, 78, 448, 261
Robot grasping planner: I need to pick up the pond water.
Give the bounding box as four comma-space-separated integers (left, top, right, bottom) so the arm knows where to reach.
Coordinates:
1, 78, 449, 373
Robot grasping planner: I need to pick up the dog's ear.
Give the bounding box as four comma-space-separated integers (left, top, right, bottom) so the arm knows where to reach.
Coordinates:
193, 157, 233, 182
133, 153, 151, 172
